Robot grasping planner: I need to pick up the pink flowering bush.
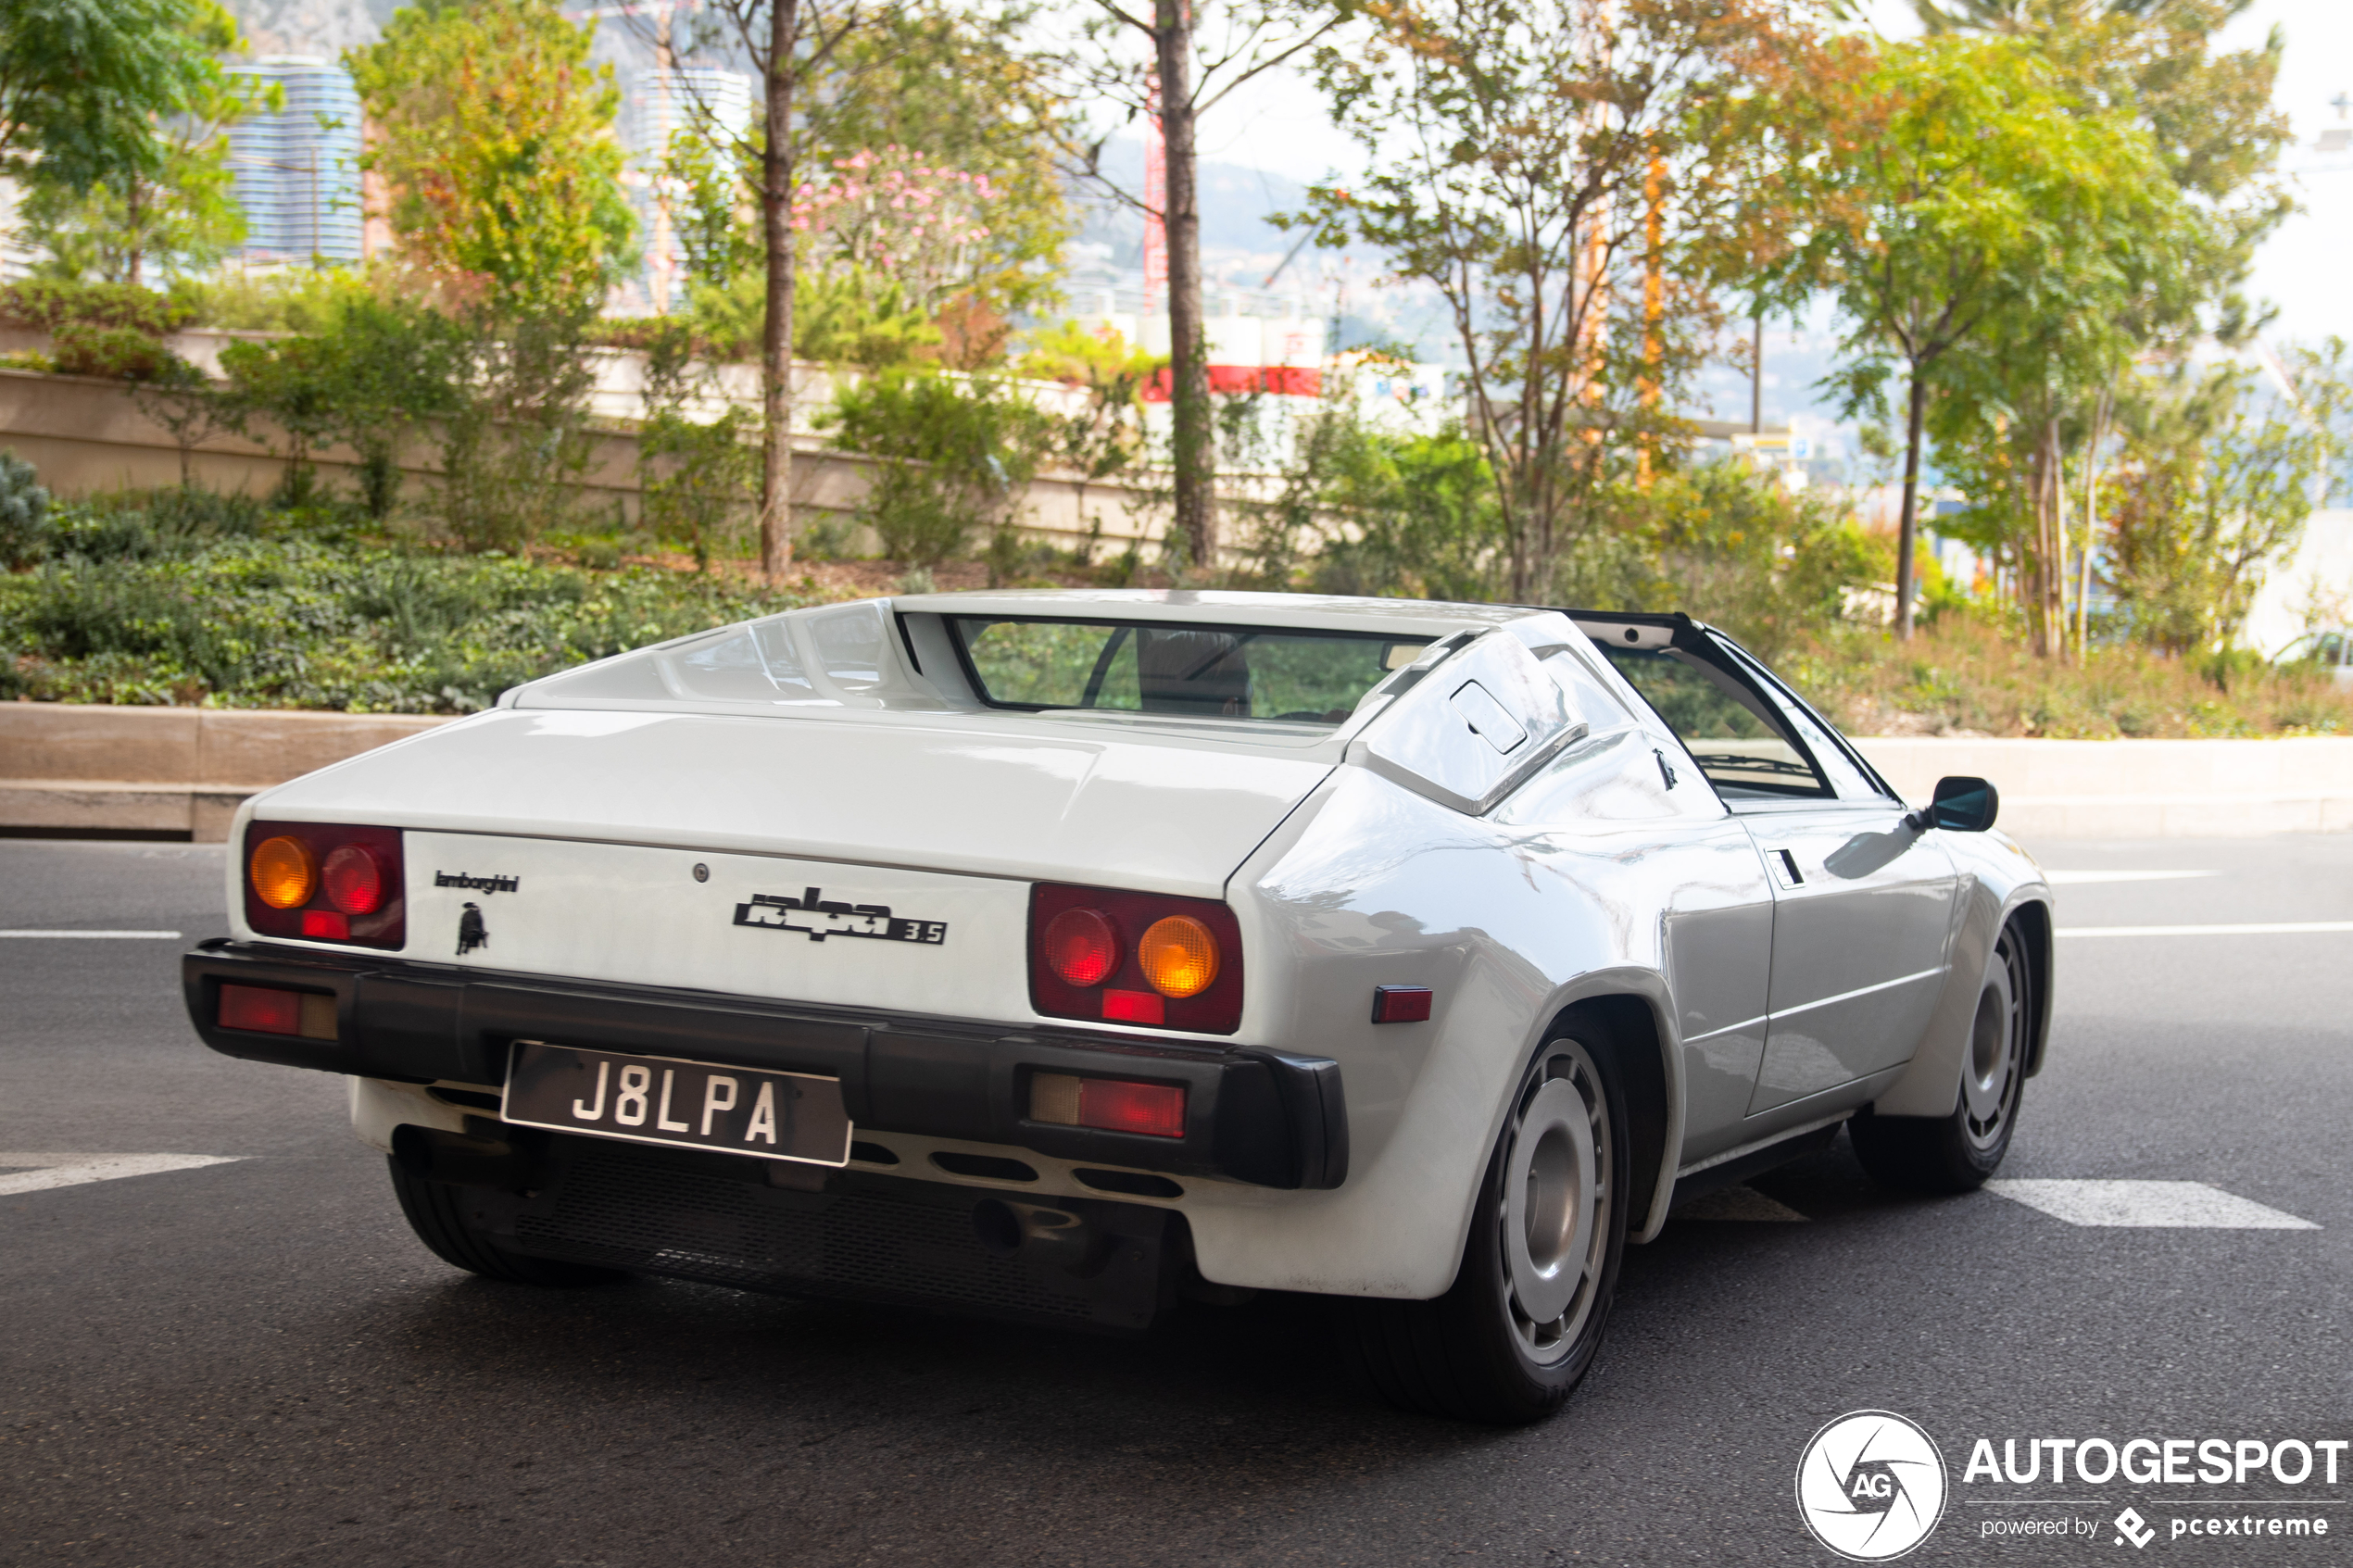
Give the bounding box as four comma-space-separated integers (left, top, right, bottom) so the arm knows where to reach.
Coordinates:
793, 147, 1005, 319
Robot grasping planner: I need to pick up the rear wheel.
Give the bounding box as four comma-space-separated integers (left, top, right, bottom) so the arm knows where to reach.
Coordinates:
386, 1154, 623, 1286
1345, 1034, 1629, 1424
1852, 921, 2032, 1194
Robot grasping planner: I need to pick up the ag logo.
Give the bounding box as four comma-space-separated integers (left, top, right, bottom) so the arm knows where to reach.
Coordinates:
1795, 1411, 1947, 1561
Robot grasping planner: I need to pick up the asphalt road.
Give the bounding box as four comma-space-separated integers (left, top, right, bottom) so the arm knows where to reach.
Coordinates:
4, 834, 2351, 1567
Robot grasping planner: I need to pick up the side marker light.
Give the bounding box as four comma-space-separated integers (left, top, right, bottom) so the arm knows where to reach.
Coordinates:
1372, 985, 1434, 1023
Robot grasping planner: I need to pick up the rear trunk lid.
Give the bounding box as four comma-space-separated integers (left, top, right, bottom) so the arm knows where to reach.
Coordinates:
237, 707, 1331, 1013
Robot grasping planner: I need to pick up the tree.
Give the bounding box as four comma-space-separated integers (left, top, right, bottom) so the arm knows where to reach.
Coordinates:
1055, 0, 1342, 573
666, 0, 896, 582
1301, 0, 1825, 601
16, 3, 258, 289
659, 3, 1072, 571
349, 0, 634, 546
0, 0, 224, 189
2103, 347, 2350, 652
1768, 34, 2176, 641
1904, 0, 2295, 654
348, 0, 635, 313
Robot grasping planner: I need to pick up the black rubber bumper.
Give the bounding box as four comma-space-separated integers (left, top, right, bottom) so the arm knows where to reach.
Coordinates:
182, 940, 1348, 1190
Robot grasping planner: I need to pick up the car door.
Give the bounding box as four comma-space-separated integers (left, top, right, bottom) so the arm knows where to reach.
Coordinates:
1585, 620, 1957, 1117
1541, 619, 1776, 1162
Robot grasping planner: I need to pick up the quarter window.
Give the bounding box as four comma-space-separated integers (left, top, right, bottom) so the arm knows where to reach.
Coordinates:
1595, 644, 1832, 799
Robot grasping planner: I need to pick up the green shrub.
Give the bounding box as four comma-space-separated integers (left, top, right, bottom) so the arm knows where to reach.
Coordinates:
49, 323, 195, 383
0, 492, 818, 711
0, 279, 198, 337
0, 450, 51, 569
825, 370, 1062, 565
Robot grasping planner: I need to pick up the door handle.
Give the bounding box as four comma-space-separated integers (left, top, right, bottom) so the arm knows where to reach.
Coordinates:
1767, 848, 1804, 887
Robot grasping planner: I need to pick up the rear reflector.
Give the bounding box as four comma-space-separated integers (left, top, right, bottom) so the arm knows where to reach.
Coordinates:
1372, 985, 1434, 1023
219, 984, 337, 1040
1029, 1072, 1188, 1139
300, 909, 350, 940
1101, 987, 1164, 1025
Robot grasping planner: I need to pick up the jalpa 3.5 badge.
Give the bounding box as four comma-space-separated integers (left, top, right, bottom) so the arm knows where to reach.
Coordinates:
1795, 1411, 1949, 1561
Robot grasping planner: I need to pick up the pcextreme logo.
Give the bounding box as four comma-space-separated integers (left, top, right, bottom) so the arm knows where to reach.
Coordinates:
1795, 1411, 1950, 1562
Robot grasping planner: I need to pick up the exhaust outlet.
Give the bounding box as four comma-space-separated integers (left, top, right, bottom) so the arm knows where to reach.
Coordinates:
971, 1198, 1113, 1276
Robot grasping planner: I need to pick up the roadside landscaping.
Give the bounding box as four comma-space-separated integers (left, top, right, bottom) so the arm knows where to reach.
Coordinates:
6, 486, 2352, 734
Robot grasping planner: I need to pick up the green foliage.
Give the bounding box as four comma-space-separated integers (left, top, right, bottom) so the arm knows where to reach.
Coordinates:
348, 0, 635, 312
1630, 464, 1889, 662
635, 323, 758, 570
0, 0, 230, 190
13, 3, 257, 290
824, 371, 1063, 565
1301, 0, 1817, 598
47, 323, 195, 383
2102, 347, 2351, 653
0, 450, 52, 570
0, 491, 812, 709
1793, 615, 2353, 738
0, 278, 200, 336
661, 3, 1071, 366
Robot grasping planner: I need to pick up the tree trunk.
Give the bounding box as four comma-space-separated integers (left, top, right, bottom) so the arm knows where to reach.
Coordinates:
1894, 368, 1927, 642
758, 0, 800, 582
2026, 417, 2062, 659
1154, 0, 1214, 574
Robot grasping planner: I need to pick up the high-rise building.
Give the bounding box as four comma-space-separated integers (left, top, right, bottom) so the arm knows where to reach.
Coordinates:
224, 56, 364, 264
627, 67, 754, 312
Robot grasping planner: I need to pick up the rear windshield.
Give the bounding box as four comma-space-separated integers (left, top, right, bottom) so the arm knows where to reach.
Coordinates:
950, 617, 1428, 724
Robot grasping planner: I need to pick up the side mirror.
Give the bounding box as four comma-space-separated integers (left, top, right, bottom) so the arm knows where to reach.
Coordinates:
1918, 775, 1998, 834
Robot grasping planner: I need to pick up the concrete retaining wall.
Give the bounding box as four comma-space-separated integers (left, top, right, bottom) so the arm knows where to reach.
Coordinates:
0, 366, 1167, 556
1850, 736, 2353, 839
6, 702, 2350, 841
0, 704, 453, 839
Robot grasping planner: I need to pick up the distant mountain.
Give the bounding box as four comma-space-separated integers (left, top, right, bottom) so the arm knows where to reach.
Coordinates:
223, 0, 395, 56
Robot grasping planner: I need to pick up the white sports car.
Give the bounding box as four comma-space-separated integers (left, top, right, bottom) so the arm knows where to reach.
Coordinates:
182, 590, 2052, 1423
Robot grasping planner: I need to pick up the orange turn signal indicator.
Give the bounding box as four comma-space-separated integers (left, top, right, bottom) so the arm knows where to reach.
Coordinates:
1139, 915, 1219, 998
250, 835, 318, 909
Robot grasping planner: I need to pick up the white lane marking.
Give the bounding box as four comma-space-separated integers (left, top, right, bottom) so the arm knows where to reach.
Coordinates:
0, 929, 183, 939
0, 1153, 245, 1197
1988, 1179, 2318, 1229
1674, 1185, 1807, 1223
2042, 869, 2219, 886
2057, 922, 2353, 938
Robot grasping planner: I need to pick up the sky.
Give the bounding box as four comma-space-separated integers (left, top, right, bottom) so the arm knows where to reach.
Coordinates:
1195, 0, 2353, 350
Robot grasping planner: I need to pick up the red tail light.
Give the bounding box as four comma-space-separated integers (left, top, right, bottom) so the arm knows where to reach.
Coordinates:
1028, 1072, 1188, 1138
1042, 907, 1120, 986
243, 821, 406, 949
1028, 884, 1243, 1035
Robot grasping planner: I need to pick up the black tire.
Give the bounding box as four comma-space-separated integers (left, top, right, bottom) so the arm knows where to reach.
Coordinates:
1851, 920, 2032, 1195
385, 1155, 624, 1286
1344, 1033, 1630, 1424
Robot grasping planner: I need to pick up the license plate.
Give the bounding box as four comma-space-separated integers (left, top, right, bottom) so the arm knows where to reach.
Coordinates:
501, 1041, 852, 1167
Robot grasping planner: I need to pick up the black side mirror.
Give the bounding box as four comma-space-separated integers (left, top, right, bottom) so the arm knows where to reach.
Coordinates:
1916, 775, 1998, 833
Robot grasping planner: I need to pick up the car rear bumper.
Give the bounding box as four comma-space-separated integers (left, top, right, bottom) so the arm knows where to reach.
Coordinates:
182, 939, 1347, 1190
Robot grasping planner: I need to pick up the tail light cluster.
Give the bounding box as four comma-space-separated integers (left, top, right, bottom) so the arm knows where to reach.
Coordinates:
242, 820, 406, 949
1027, 883, 1243, 1035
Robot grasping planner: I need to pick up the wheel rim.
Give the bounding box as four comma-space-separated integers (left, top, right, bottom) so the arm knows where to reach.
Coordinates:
1497, 1041, 1611, 1363
1959, 931, 2026, 1151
